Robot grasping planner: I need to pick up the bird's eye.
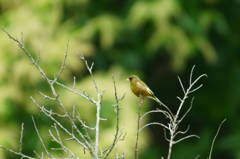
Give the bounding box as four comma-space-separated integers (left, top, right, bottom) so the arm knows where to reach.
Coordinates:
129, 77, 132, 80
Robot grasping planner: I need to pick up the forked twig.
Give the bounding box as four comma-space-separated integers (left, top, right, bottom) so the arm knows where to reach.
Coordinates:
103, 76, 122, 159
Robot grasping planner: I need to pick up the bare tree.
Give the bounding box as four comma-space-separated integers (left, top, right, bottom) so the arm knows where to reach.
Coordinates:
0, 29, 124, 159
135, 66, 226, 159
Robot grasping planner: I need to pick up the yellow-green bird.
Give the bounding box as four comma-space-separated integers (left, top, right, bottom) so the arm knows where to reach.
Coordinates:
127, 75, 156, 99
127, 75, 173, 117
128, 75, 172, 111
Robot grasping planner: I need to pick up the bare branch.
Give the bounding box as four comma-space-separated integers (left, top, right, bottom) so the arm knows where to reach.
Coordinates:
55, 81, 96, 104
80, 55, 99, 93
208, 119, 226, 159
134, 98, 144, 159
166, 66, 206, 159
4, 29, 97, 105
176, 96, 182, 102
54, 41, 69, 82
76, 116, 96, 130
189, 65, 195, 85
2, 29, 50, 82
140, 109, 170, 121
164, 128, 170, 142
151, 97, 174, 120
0, 145, 35, 159
178, 97, 194, 124
49, 124, 79, 159
103, 76, 121, 159
174, 125, 190, 138
30, 97, 95, 156
190, 74, 208, 88
178, 76, 186, 94
39, 92, 56, 101
32, 116, 52, 158
175, 69, 206, 121
19, 123, 24, 153
80, 55, 103, 158
189, 84, 203, 94
173, 134, 200, 144
74, 108, 94, 144
140, 122, 169, 132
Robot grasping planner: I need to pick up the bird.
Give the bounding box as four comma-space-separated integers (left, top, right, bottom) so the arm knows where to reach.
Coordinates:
127, 75, 173, 118
127, 75, 155, 98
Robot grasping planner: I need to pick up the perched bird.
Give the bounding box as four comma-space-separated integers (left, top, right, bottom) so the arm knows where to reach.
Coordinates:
127, 75, 156, 99
127, 75, 173, 117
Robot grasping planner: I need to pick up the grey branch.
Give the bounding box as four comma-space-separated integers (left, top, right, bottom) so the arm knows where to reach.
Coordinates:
19, 123, 24, 153
0, 145, 35, 159
32, 116, 52, 158
139, 122, 169, 132
207, 119, 226, 159
103, 76, 122, 159
173, 134, 200, 144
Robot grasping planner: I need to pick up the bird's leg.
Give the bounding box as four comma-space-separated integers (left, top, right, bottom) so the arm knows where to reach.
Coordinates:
139, 96, 144, 106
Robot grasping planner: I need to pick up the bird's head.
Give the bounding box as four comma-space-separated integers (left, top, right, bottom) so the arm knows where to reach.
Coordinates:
127, 75, 139, 82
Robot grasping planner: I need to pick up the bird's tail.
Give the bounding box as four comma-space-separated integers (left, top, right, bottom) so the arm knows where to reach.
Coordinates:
149, 95, 164, 106
148, 95, 173, 117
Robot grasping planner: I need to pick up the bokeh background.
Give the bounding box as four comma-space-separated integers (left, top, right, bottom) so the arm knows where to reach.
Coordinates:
0, 0, 240, 159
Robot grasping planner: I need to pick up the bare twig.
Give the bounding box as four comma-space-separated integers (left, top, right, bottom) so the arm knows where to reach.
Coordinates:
173, 134, 200, 144
151, 97, 174, 120
19, 123, 24, 153
80, 55, 104, 159
178, 97, 194, 124
166, 66, 206, 159
0, 145, 35, 159
174, 125, 190, 138
54, 40, 69, 82
30, 97, 95, 157
140, 108, 170, 121
134, 97, 143, 159
139, 122, 169, 132
208, 119, 226, 159
178, 76, 186, 94
32, 116, 52, 158
55, 81, 96, 104
80, 55, 99, 93
103, 76, 121, 159
3, 29, 97, 105
49, 124, 79, 158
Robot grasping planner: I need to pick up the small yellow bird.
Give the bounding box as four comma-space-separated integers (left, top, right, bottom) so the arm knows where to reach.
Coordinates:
127, 75, 173, 118
127, 75, 156, 99
127, 75, 173, 120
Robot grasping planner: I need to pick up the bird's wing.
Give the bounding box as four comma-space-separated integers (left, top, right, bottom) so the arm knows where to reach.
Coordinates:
136, 80, 154, 96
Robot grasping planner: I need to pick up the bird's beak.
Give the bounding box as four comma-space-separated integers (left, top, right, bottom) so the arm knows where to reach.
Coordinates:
126, 78, 129, 81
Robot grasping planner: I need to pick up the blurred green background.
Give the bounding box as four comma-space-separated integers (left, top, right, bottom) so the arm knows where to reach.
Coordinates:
0, 0, 240, 158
